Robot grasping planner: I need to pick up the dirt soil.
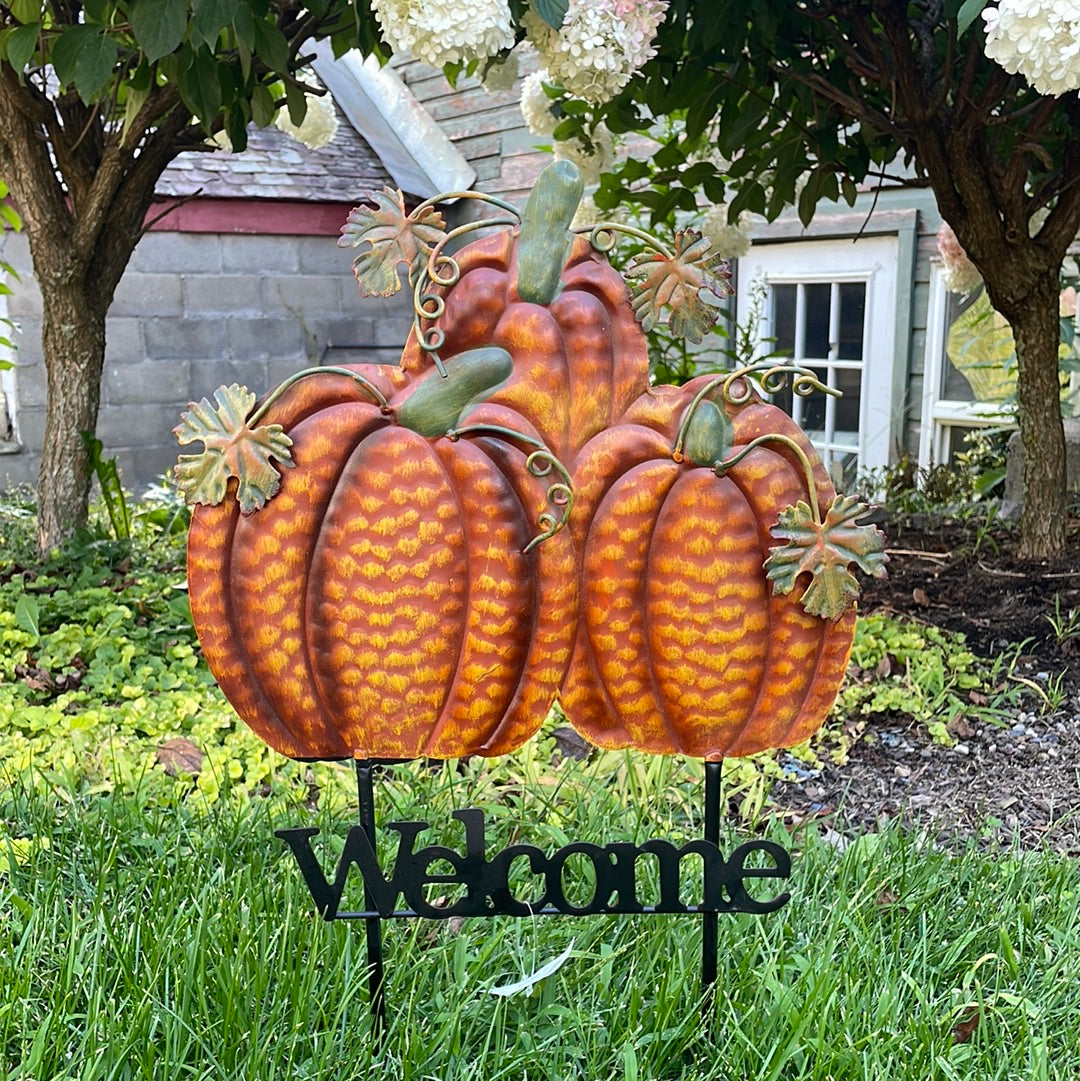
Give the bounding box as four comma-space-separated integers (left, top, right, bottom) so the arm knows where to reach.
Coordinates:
768, 510, 1080, 855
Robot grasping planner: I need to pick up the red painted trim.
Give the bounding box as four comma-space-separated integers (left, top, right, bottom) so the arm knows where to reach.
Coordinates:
145, 198, 358, 236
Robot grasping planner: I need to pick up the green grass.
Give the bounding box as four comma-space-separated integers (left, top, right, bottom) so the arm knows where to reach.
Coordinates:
3, 753, 1079, 1080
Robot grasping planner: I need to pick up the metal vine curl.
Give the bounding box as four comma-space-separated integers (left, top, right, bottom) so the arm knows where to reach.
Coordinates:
249, 366, 391, 426
577, 220, 674, 261
444, 423, 574, 553
406, 193, 523, 378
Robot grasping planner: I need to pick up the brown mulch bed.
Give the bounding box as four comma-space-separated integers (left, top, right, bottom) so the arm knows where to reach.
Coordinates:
768, 510, 1080, 854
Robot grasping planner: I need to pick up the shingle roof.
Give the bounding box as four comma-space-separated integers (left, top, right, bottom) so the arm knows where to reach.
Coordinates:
156, 98, 396, 203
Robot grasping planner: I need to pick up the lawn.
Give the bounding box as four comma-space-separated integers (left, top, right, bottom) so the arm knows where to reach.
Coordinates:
2, 500, 1079, 1079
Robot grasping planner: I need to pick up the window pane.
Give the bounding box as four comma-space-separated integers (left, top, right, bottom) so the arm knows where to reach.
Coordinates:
800, 365, 828, 432
804, 284, 831, 358
835, 367, 862, 432
837, 283, 865, 360
773, 284, 796, 356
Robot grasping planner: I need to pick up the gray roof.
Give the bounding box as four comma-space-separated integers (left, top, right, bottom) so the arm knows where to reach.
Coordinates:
156, 98, 396, 202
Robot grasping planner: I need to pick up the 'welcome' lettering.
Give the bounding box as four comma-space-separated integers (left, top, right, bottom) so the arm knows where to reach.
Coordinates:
276, 809, 790, 921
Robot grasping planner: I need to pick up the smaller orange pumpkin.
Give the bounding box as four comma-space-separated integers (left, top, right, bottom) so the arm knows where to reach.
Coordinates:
560, 378, 859, 760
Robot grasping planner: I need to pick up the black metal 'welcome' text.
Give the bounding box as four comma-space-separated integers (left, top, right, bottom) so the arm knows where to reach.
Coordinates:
276, 808, 791, 921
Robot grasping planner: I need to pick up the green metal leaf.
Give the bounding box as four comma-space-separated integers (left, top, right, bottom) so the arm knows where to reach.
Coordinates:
625, 229, 731, 343
764, 495, 888, 620
130, 0, 188, 61
338, 188, 446, 296
173, 384, 294, 513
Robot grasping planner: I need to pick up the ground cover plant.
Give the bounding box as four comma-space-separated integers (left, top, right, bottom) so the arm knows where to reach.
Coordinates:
1, 492, 1079, 1077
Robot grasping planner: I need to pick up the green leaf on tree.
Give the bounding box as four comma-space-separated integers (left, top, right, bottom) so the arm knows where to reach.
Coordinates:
130, 0, 188, 62
532, 0, 569, 30
10, 0, 39, 23
764, 495, 888, 620
73, 29, 118, 103
4, 23, 40, 75
957, 0, 986, 38
173, 384, 293, 513
338, 188, 446, 296
624, 229, 731, 343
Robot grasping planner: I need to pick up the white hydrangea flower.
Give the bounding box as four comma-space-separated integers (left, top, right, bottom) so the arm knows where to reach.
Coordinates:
275, 92, 339, 149
982, 1, 1080, 97
700, 204, 752, 260
481, 52, 519, 91
523, 0, 668, 104
937, 222, 983, 295
373, 0, 514, 68
520, 69, 560, 136
553, 125, 615, 186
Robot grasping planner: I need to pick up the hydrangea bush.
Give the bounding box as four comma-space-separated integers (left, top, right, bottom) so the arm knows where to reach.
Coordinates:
982, 0, 1080, 96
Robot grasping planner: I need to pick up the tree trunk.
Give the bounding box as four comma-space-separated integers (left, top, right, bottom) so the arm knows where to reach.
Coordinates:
36, 278, 108, 553
1008, 276, 1068, 560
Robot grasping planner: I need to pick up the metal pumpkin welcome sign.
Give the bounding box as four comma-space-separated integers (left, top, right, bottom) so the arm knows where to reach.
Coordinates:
174, 160, 886, 1028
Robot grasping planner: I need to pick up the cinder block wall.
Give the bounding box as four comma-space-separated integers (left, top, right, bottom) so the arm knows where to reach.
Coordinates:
0, 228, 413, 497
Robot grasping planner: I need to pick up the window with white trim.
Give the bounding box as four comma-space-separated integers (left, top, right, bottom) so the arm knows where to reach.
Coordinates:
737, 236, 901, 492
918, 264, 1016, 473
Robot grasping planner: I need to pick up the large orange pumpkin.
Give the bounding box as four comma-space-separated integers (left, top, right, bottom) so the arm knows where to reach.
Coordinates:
560, 378, 857, 759
184, 354, 577, 761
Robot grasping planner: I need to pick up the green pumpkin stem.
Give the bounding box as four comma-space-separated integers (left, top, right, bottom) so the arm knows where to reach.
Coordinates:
515, 160, 585, 305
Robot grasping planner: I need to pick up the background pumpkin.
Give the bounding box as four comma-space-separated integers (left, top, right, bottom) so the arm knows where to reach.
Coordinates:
186, 360, 578, 762
560, 379, 857, 760
398, 163, 650, 466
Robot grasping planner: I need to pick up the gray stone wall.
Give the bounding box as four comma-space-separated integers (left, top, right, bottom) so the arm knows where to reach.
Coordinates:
0, 228, 413, 497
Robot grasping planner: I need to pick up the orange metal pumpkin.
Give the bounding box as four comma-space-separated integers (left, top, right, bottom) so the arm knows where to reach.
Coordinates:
398, 162, 650, 466
183, 352, 577, 761
560, 377, 857, 759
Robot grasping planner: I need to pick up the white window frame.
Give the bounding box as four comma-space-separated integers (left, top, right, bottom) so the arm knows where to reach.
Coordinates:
918, 262, 1015, 472
737, 233, 904, 480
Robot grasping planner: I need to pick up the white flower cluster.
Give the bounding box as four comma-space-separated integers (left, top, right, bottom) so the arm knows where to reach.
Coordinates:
275, 92, 339, 150
553, 125, 615, 186
982, 0, 1080, 97
937, 222, 983, 296
481, 52, 520, 91
523, 0, 668, 104
372, 0, 515, 68
700, 204, 752, 260
520, 70, 560, 136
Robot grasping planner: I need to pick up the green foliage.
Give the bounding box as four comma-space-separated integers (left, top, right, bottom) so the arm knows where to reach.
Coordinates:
0, 0, 359, 140
0, 504, 344, 811
0, 180, 19, 371
831, 612, 1027, 749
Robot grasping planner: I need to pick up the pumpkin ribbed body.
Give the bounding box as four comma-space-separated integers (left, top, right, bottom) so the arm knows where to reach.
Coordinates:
187, 371, 577, 761
400, 230, 650, 465
560, 381, 856, 759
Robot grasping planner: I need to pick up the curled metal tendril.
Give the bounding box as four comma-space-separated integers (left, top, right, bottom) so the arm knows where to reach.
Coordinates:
249, 365, 391, 426
524, 449, 574, 553
444, 424, 574, 553
411, 211, 520, 378
427, 253, 460, 289
576, 220, 674, 261
724, 362, 839, 405
714, 434, 822, 522
419, 293, 445, 320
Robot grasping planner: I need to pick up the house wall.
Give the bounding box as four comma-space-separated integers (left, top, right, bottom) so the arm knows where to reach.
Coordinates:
0, 222, 413, 497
